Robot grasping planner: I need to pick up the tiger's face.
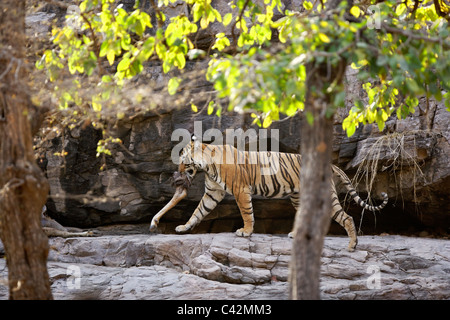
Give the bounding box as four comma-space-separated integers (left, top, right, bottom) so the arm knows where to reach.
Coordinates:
178, 136, 201, 181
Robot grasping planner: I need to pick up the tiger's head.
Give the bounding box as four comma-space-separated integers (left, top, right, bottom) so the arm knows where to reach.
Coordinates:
178, 134, 204, 181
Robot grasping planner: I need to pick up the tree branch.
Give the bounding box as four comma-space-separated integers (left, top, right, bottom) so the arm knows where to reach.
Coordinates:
433, 0, 450, 21
79, 12, 106, 76
149, 0, 165, 28
381, 23, 450, 48
231, 0, 251, 51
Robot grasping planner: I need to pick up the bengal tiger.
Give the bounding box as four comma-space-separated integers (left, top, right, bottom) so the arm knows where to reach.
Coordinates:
150, 135, 388, 251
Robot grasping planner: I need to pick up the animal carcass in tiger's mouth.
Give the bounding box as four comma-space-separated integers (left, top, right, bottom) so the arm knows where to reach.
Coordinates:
149, 172, 190, 232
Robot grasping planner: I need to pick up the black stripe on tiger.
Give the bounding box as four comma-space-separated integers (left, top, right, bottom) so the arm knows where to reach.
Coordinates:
160, 139, 389, 252
205, 192, 221, 206
332, 165, 389, 212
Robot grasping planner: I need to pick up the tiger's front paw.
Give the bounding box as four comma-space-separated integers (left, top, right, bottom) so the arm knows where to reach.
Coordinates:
235, 228, 252, 237
175, 224, 189, 233
347, 238, 358, 252
149, 221, 158, 232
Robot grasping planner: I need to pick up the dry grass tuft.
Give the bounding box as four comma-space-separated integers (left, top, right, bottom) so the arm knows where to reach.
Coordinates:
345, 130, 438, 232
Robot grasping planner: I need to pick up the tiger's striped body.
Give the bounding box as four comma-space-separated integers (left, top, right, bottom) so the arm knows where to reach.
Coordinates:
157, 137, 388, 251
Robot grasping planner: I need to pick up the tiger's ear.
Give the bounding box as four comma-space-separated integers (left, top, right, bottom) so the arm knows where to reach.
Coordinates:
191, 133, 204, 152
193, 137, 201, 151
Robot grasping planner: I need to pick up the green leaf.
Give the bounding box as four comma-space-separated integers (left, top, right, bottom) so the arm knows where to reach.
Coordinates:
350, 6, 360, 18
262, 114, 272, 128
192, 3, 203, 23
131, 59, 143, 75
395, 3, 407, 17
376, 118, 385, 132
116, 70, 125, 81
318, 33, 330, 43
207, 101, 214, 115
380, 109, 388, 121
191, 103, 198, 112
92, 99, 102, 112
212, 34, 231, 51
346, 123, 356, 137
121, 36, 131, 51
140, 12, 152, 28
107, 50, 115, 65
99, 41, 109, 57
162, 60, 171, 73
223, 13, 233, 26
212, 8, 222, 23
175, 52, 186, 69
200, 16, 208, 29
168, 77, 181, 95
117, 58, 130, 72
79, 0, 87, 13
334, 91, 346, 108
138, 37, 155, 62
35, 56, 45, 70
303, 1, 313, 10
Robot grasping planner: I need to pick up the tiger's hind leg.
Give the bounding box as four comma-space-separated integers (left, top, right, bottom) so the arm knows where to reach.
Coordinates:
288, 189, 358, 251
331, 185, 357, 251
288, 192, 300, 238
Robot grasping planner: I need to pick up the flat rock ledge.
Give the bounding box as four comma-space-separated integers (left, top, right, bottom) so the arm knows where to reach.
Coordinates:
1, 233, 449, 299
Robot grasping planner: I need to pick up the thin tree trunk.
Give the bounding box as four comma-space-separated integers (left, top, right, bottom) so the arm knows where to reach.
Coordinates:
288, 80, 334, 300
289, 58, 347, 298
0, 0, 53, 300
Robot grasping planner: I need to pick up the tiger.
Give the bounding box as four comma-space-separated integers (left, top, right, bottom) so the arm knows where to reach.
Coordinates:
150, 135, 388, 251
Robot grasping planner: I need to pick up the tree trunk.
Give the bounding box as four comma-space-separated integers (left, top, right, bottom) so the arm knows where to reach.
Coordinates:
0, 0, 53, 299
288, 76, 334, 299
289, 60, 347, 298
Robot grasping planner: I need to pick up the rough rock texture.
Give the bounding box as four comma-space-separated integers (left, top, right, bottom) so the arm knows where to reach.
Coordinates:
1, 232, 449, 299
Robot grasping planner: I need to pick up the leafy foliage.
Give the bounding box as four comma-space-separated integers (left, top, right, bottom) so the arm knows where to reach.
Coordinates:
35, 0, 450, 138
36, 0, 217, 110
206, 0, 450, 131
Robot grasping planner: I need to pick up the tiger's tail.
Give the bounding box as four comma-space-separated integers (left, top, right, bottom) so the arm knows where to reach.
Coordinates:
332, 165, 388, 211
